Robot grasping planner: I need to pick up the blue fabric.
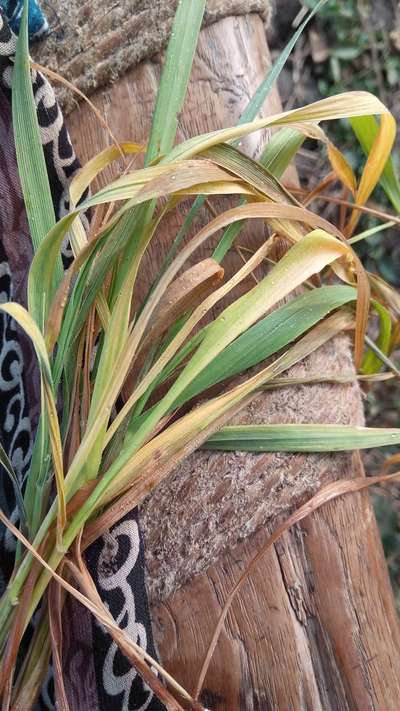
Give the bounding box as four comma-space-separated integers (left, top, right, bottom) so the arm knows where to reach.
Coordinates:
0, 0, 48, 40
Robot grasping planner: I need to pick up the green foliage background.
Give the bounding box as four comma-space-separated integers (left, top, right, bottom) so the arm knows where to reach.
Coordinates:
303, 0, 400, 602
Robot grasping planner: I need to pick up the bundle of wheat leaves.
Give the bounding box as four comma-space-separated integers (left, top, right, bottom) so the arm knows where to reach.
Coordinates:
2, 1, 400, 708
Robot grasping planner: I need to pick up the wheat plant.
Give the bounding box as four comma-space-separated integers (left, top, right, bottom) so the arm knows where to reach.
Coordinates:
1, 1, 400, 708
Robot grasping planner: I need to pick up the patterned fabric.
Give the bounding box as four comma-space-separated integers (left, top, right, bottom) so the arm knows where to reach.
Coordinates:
85, 512, 163, 711
0, 0, 48, 40
0, 6, 164, 710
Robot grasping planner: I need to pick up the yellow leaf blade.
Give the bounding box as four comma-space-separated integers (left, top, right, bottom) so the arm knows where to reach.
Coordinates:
70, 142, 144, 206
327, 143, 357, 195
346, 113, 397, 236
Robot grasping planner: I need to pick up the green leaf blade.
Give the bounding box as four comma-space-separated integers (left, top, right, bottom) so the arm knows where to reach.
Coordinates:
145, 0, 206, 165
235, 0, 328, 129
204, 424, 400, 452
175, 285, 357, 408
12, 2, 62, 296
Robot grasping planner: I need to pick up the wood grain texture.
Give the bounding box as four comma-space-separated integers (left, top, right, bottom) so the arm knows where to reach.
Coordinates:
66, 13, 400, 709
152, 456, 400, 711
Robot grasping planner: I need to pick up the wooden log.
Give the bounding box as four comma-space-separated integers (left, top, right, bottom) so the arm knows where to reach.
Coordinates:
63, 12, 400, 710
151, 453, 400, 710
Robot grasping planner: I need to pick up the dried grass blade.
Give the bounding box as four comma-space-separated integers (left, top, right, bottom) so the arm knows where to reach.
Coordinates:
48, 580, 69, 711
202, 143, 298, 205
327, 143, 357, 195
141, 258, 224, 350
294, 190, 400, 227
10, 615, 51, 711
166, 92, 390, 163
31, 62, 127, 162
261, 372, 393, 388
0, 562, 40, 707
364, 335, 400, 377
123, 259, 224, 397
69, 142, 144, 206
44, 233, 102, 353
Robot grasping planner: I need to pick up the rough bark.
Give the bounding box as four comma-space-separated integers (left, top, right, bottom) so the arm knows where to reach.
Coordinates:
32, 0, 272, 113
64, 11, 400, 710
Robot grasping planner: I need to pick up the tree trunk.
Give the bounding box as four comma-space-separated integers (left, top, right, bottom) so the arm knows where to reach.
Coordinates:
48, 10, 400, 710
